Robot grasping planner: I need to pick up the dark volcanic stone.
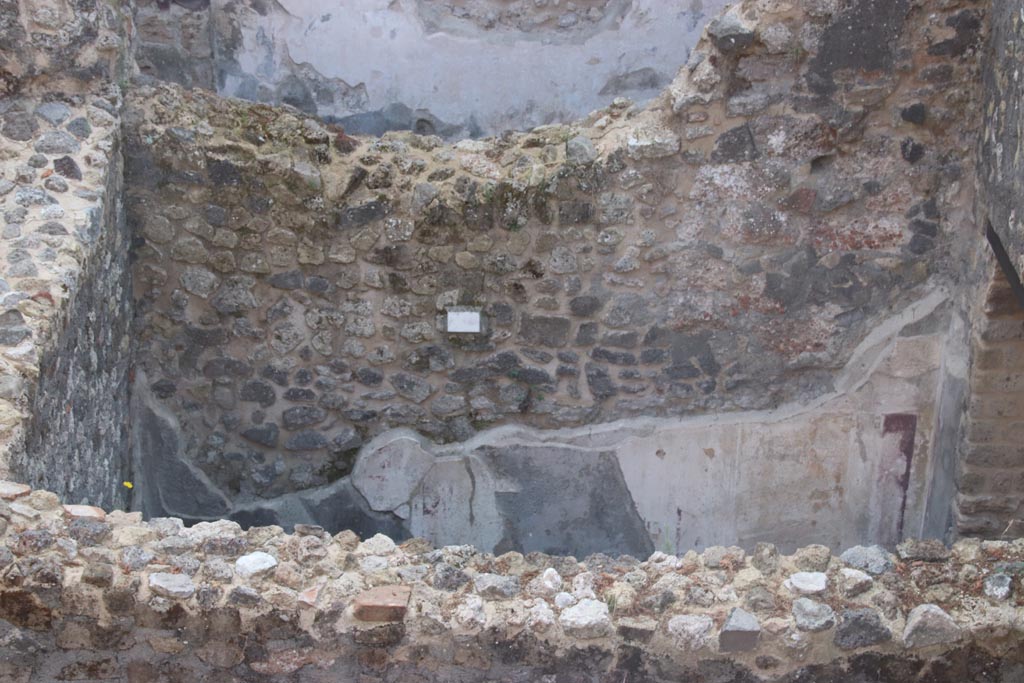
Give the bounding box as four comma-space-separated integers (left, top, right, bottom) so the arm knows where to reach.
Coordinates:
329, 428, 363, 453
241, 423, 279, 448
585, 363, 617, 400
239, 380, 276, 407
150, 379, 176, 399
65, 116, 92, 139
710, 124, 759, 163
834, 609, 892, 650
54, 156, 82, 180
35, 130, 80, 154
68, 520, 111, 546
569, 295, 603, 317
708, 17, 755, 54
267, 270, 304, 290
207, 158, 242, 186
204, 204, 227, 225
576, 322, 599, 346
282, 406, 327, 429
336, 200, 387, 228
285, 430, 329, 451
907, 234, 934, 255
591, 348, 637, 366
927, 9, 982, 57
0, 309, 29, 345
2, 111, 37, 141
283, 387, 316, 402
901, 138, 925, 164
519, 315, 570, 347
806, 0, 910, 95
641, 348, 669, 364
356, 367, 384, 386
389, 372, 434, 403
900, 103, 927, 125
909, 219, 938, 237
432, 564, 470, 591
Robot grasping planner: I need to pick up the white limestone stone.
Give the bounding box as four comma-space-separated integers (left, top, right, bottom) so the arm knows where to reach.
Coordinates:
148, 572, 195, 599
667, 614, 714, 650
527, 567, 563, 597
558, 599, 611, 638
784, 571, 828, 595
234, 551, 278, 579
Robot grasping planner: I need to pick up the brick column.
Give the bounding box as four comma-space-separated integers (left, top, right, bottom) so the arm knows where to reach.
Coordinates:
957, 261, 1024, 538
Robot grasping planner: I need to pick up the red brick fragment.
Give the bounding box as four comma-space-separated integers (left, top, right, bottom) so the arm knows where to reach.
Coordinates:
352, 585, 411, 622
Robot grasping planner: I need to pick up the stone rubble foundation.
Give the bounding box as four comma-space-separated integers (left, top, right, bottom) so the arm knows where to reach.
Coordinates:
0, 480, 1023, 681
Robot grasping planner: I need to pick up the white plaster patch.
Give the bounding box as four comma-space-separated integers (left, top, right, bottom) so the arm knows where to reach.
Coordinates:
446, 309, 481, 334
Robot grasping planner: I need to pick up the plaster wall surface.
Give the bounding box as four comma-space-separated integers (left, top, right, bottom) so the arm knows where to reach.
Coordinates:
134, 0, 730, 137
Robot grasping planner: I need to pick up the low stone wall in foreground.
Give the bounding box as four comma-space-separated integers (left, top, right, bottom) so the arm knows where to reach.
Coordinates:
0, 481, 1021, 682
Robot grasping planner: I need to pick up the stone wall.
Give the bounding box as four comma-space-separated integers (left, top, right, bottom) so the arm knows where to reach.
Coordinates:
125, 0, 985, 552
131, 0, 731, 137
1, 480, 1023, 682
980, 0, 1024, 271
0, 0, 133, 96
0, 2, 136, 510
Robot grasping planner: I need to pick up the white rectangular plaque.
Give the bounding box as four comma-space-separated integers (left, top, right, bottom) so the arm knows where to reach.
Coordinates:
447, 310, 482, 334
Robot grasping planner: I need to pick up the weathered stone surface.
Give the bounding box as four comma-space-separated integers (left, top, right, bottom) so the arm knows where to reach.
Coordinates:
719, 607, 760, 652
389, 373, 435, 403
794, 544, 831, 572
834, 609, 892, 650
667, 614, 714, 650
284, 430, 328, 451
984, 573, 1012, 601
784, 572, 827, 595
792, 598, 836, 632
474, 573, 519, 598
840, 568, 873, 597
902, 604, 961, 648
897, 539, 950, 562
235, 551, 277, 578
840, 546, 894, 575
0, 4, 993, 648
707, 11, 756, 54
566, 135, 597, 165
626, 126, 681, 159
527, 568, 563, 597
282, 406, 326, 430
62, 504, 105, 521
148, 572, 196, 599
519, 315, 570, 347
0, 481, 30, 500
34, 130, 80, 154
241, 423, 279, 447
558, 598, 610, 638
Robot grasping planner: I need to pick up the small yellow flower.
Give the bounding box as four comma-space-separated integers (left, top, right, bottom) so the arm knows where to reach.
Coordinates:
122, 481, 133, 489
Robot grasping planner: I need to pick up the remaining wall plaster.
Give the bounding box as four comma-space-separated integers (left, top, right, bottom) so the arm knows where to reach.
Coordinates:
133, 0, 730, 137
